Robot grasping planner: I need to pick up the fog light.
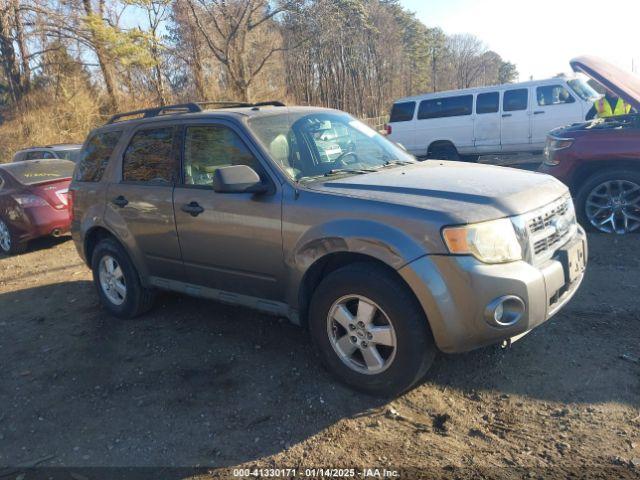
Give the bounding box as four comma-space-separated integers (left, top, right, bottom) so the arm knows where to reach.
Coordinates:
484, 295, 525, 327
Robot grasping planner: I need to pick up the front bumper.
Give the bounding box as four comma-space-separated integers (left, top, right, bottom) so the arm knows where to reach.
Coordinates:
399, 227, 587, 353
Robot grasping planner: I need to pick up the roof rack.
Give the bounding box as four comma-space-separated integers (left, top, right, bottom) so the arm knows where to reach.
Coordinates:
106, 100, 286, 124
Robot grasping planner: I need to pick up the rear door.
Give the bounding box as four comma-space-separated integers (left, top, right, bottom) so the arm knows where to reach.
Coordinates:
501, 88, 531, 150
473, 91, 501, 152
173, 120, 284, 301
105, 124, 183, 281
531, 83, 583, 147
387, 101, 416, 153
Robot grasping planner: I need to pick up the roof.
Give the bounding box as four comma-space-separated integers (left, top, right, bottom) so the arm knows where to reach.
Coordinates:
393, 75, 583, 103
98, 103, 335, 129
17, 144, 82, 152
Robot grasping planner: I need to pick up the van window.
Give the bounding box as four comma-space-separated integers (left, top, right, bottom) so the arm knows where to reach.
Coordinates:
75, 130, 122, 182
503, 89, 528, 112
122, 127, 178, 184
476, 92, 499, 114
536, 85, 575, 106
389, 102, 415, 122
418, 95, 473, 119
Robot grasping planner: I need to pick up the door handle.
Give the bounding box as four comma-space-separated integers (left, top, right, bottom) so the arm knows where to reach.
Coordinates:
112, 195, 129, 208
181, 201, 204, 217
533, 110, 545, 115
501, 113, 512, 118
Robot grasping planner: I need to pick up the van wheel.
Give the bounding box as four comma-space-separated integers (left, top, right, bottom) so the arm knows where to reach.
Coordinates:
576, 169, 640, 234
309, 262, 436, 397
91, 237, 156, 318
0, 218, 27, 255
428, 143, 460, 161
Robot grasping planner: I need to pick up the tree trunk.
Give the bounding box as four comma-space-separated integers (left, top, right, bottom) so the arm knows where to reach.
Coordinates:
12, 0, 29, 92
0, 3, 23, 102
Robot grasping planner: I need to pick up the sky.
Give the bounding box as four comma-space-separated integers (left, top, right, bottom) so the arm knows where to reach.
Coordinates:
400, 0, 640, 81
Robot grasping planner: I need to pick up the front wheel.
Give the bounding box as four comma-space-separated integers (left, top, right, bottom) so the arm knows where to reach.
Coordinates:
576, 169, 640, 234
309, 263, 436, 396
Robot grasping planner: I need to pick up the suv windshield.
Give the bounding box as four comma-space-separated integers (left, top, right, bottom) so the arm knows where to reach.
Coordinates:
247, 111, 415, 181
567, 78, 600, 102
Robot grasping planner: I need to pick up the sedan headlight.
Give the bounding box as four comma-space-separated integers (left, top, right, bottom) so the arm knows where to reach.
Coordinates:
442, 218, 522, 264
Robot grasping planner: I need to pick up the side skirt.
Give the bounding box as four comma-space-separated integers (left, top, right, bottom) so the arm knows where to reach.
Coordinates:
148, 276, 300, 325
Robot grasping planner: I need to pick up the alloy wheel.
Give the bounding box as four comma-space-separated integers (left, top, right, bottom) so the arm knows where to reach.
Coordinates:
0, 219, 11, 253
326, 294, 397, 375
98, 255, 127, 305
585, 180, 640, 234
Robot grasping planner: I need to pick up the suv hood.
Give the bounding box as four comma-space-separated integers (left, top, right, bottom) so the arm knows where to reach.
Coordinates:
305, 161, 568, 224
570, 55, 640, 111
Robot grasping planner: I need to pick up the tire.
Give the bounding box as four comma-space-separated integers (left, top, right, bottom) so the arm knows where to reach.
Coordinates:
308, 262, 436, 397
91, 237, 155, 318
0, 217, 27, 255
575, 169, 640, 234
428, 143, 460, 161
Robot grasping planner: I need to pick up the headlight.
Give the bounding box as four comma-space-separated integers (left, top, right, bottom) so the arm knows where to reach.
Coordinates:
442, 218, 522, 264
543, 137, 573, 166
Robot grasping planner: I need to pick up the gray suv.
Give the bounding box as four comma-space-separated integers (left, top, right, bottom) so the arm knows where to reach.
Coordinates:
70, 102, 587, 396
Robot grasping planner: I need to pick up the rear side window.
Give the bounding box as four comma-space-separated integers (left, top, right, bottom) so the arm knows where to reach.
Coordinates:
389, 102, 416, 122
26, 150, 55, 160
503, 89, 528, 112
123, 127, 178, 184
418, 95, 473, 119
536, 85, 575, 106
75, 131, 122, 182
476, 92, 499, 114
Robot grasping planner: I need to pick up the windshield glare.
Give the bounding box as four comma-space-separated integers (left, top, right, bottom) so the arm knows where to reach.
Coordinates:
248, 112, 415, 181
567, 78, 600, 101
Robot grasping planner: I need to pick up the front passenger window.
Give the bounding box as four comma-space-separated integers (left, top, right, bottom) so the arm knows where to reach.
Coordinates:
183, 125, 261, 187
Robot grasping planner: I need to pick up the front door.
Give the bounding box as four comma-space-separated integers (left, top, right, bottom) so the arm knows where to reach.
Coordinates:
105, 125, 183, 280
173, 122, 284, 301
530, 83, 583, 147
501, 88, 531, 151
473, 91, 501, 152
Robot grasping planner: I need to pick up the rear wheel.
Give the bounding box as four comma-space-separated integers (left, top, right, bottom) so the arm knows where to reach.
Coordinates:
428, 143, 460, 161
0, 218, 27, 255
91, 237, 155, 318
576, 169, 640, 234
309, 263, 436, 396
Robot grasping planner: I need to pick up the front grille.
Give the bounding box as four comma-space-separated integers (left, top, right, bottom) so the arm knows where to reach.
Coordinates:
522, 195, 576, 264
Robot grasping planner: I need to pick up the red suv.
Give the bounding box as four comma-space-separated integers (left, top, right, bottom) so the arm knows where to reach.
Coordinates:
540, 56, 640, 235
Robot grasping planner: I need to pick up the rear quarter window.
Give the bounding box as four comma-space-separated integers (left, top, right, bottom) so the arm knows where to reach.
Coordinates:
389, 102, 416, 122
75, 130, 123, 182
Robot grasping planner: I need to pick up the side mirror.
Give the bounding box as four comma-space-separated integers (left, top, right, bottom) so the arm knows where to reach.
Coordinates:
212, 165, 268, 194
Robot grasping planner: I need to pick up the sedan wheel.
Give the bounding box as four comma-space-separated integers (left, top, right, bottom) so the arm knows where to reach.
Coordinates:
98, 255, 127, 306
585, 179, 640, 234
0, 219, 11, 253
327, 294, 397, 375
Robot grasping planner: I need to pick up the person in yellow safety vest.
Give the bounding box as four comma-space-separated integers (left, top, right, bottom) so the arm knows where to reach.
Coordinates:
586, 89, 632, 120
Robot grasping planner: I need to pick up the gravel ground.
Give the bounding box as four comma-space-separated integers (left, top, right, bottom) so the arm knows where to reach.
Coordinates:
0, 233, 638, 479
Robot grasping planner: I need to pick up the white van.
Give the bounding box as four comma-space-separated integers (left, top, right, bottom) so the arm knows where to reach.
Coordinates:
386, 76, 600, 160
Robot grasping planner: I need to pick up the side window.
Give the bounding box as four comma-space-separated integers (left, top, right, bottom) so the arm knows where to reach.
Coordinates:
476, 92, 499, 114
183, 125, 261, 187
26, 151, 52, 160
123, 127, 177, 184
418, 95, 473, 119
389, 102, 416, 122
536, 85, 575, 106
503, 89, 528, 112
75, 130, 123, 182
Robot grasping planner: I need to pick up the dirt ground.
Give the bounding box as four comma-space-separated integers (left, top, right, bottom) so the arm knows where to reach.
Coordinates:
0, 233, 638, 479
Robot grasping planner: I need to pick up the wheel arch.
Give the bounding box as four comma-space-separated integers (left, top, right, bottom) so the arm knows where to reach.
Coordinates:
570, 160, 640, 193
426, 140, 459, 159
296, 251, 427, 331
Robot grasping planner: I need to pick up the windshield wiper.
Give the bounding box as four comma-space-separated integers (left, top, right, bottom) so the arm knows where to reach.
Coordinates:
297, 167, 377, 183
382, 159, 415, 167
